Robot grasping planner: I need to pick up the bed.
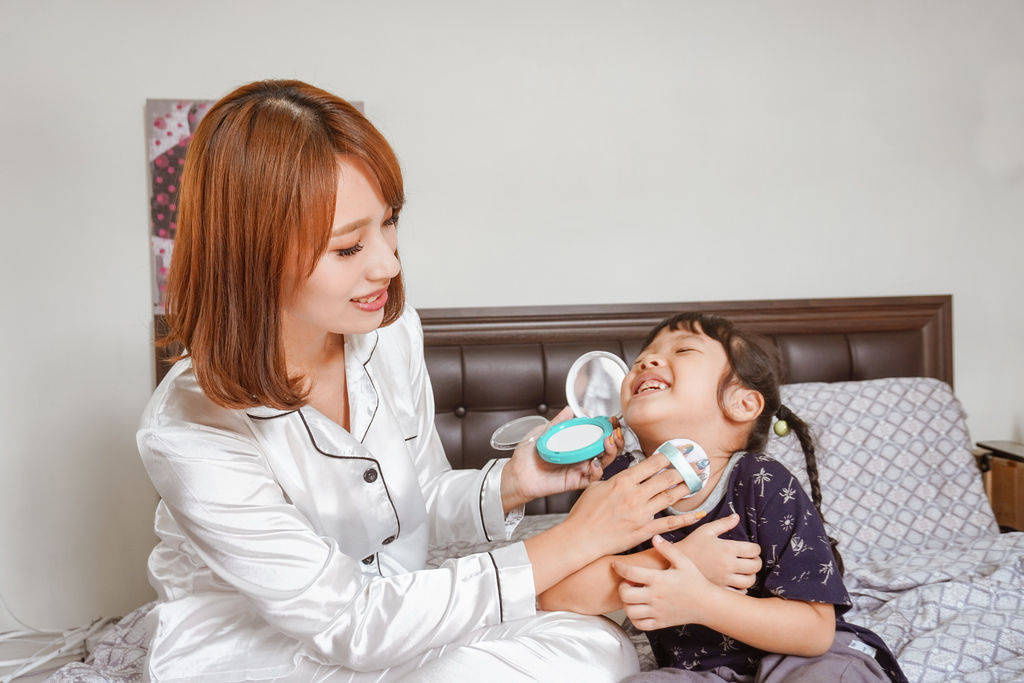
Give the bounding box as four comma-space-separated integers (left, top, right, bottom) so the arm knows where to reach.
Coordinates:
51, 294, 1024, 682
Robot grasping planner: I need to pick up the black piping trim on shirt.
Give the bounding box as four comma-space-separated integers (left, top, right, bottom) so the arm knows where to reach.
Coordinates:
296, 408, 401, 544
404, 435, 417, 442
246, 410, 298, 420
486, 551, 504, 623
358, 330, 380, 444
479, 459, 499, 542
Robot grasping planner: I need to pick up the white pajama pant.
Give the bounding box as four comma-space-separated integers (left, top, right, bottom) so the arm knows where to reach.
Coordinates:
282, 611, 639, 682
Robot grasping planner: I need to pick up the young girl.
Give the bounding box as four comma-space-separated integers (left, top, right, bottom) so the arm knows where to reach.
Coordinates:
540, 312, 907, 682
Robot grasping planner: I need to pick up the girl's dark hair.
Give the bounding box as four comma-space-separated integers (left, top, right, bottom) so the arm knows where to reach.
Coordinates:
641, 312, 844, 574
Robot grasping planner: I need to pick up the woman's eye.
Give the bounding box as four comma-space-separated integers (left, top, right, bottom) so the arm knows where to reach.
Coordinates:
384, 215, 399, 227
335, 243, 364, 257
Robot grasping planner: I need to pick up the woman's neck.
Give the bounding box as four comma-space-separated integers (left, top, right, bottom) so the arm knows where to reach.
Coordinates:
288, 332, 346, 374
283, 330, 350, 429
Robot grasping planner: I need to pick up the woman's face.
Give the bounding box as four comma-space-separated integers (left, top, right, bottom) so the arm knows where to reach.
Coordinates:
282, 157, 400, 344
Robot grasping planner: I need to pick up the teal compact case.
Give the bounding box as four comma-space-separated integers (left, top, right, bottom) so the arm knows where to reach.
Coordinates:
536, 416, 616, 464
489, 351, 630, 465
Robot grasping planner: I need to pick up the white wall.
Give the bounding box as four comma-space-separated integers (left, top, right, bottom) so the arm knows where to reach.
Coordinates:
1, 0, 1022, 628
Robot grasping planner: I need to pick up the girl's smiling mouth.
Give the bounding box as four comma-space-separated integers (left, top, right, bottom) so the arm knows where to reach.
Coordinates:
632, 374, 670, 396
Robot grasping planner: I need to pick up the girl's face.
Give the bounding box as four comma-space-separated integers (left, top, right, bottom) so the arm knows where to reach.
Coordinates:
282, 157, 401, 345
620, 327, 731, 448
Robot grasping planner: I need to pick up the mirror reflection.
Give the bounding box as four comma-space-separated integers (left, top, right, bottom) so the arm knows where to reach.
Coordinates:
568, 352, 628, 419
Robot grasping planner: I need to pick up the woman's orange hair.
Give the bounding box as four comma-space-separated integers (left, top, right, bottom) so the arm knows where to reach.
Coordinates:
162, 79, 405, 410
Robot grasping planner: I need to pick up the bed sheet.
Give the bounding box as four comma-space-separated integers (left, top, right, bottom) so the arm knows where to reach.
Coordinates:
48, 378, 1024, 682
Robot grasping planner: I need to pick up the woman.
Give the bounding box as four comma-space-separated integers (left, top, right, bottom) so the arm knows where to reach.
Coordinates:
138, 79, 760, 682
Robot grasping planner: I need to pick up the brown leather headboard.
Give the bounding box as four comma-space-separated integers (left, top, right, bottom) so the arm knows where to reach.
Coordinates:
154, 295, 952, 514
419, 295, 952, 513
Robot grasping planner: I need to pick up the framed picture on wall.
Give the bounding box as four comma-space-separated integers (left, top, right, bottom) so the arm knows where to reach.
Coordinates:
145, 99, 213, 314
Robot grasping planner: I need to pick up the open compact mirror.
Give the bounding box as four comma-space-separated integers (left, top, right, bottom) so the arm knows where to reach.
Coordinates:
536, 351, 629, 464
489, 350, 629, 464
539, 351, 630, 464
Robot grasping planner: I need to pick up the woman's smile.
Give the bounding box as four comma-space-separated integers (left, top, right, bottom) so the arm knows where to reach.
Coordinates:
352, 286, 389, 312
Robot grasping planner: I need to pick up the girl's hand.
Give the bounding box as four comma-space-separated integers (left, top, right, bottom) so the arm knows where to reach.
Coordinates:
613, 534, 713, 631
675, 513, 762, 591
500, 408, 624, 513
614, 535, 836, 656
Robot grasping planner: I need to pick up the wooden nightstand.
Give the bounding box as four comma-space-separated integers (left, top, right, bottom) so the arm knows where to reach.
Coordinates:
976, 441, 1024, 532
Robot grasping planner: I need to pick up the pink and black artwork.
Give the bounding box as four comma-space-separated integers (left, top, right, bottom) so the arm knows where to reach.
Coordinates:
145, 99, 212, 313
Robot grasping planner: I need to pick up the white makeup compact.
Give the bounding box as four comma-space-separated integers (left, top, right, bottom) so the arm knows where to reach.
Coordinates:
654, 438, 711, 498
489, 351, 629, 464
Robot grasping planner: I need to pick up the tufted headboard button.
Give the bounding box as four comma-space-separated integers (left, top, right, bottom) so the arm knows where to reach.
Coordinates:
454, 406, 467, 418
536, 403, 548, 414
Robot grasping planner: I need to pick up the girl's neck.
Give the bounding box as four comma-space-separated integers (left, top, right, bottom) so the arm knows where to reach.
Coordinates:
637, 433, 735, 463
635, 432, 740, 512
666, 452, 733, 512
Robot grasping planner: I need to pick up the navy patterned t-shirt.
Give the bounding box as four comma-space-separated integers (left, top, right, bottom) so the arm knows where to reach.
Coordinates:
606, 450, 905, 681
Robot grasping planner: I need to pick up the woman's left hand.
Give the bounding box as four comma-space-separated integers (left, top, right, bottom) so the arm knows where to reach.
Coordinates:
499, 407, 624, 513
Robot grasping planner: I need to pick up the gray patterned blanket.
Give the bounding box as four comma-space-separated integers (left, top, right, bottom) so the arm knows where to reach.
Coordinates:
766, 377, 1024, 682
48, 378, 1024, 682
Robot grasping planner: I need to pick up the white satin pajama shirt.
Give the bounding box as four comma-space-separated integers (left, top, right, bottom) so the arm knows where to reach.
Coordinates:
136, 307, 637, 682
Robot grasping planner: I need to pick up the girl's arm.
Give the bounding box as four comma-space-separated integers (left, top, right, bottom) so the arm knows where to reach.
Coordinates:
614, 535, 836, 657
538, 513, 762, 614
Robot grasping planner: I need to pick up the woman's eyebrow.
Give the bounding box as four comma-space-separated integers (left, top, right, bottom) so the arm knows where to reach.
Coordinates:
331, 217, 371, 237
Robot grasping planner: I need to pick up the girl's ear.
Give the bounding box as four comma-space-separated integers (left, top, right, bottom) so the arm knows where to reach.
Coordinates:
724, 385, 764, 425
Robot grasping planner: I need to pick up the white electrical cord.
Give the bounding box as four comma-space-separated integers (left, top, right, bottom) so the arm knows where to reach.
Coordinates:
0, 590, 116, 682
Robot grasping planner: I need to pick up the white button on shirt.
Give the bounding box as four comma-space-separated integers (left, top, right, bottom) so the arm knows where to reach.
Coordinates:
137, 307, 533, 682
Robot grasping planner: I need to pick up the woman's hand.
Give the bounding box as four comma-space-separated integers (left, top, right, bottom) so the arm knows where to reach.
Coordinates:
675, 514, 762, 591
499, 407, 624, 513
560, 451, 707, 559
524, 451, 705, 592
